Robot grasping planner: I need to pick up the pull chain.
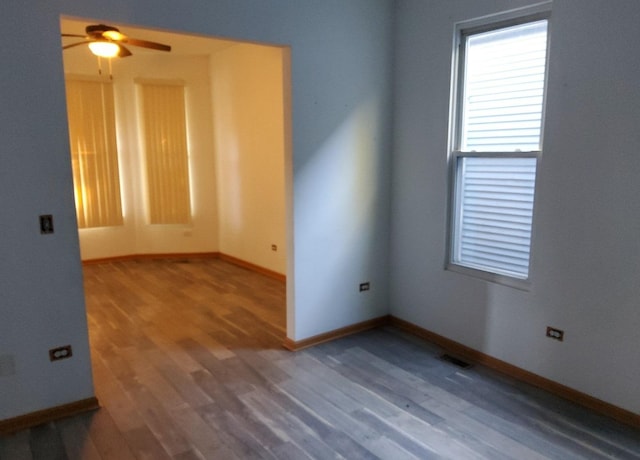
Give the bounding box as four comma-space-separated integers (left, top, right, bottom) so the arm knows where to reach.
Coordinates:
96, 56, 113, 80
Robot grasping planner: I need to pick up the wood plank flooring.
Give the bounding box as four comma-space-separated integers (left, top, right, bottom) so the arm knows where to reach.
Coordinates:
1, 258, 639, 459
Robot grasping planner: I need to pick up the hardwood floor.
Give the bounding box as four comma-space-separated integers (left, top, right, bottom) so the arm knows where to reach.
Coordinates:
1, 258, 639, 459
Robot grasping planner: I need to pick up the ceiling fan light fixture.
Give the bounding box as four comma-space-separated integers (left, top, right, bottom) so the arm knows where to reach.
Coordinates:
102, 30, 125, 41
88, 41, 120, 58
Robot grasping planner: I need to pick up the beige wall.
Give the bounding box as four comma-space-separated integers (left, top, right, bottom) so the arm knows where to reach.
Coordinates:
211, 43, 287, 275
62, 39, 287, 275
63, 52, 219, 259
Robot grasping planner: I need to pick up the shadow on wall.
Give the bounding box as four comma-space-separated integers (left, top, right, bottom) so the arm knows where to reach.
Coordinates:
295, 95, 392, 337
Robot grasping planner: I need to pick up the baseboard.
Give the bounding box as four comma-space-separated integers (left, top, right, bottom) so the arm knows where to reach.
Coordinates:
82, 252, 219, 265
0, 397, 100, 435
82, 252, 286, 282
389, 316, 640, 429
283, 315, 390, 351
218, 253, 286, 283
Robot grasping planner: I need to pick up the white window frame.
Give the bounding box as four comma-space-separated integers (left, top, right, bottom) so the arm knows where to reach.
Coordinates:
446, 3, 551, 290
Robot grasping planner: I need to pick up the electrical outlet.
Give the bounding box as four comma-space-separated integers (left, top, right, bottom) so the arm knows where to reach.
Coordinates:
271, 244, 278, 251
40, 214, 54, 234
359, 282, 370, 292
49, 345, 73, 362
546, 327, 564, 341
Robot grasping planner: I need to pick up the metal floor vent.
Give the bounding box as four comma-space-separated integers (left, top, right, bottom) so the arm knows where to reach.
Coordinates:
440, 353, 473, 369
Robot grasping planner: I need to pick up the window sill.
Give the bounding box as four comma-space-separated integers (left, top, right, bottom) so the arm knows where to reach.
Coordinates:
445, 263, 531, 292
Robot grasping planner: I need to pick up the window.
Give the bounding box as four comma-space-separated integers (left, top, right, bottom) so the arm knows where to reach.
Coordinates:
65, 78, 124, 228
138, 81, 192, 225
448, 10, 549, 285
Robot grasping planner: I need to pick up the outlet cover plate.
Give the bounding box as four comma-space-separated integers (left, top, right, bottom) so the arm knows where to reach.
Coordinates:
40, 214, 54, 234
49, 345, 73, 361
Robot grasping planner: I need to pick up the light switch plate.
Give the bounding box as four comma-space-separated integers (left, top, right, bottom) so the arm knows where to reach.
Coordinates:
40, 214, 54, 234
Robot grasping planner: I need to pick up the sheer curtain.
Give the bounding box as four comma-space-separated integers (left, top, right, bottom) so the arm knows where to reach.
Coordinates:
65, 78, 123, 228
138, 81, 191, 225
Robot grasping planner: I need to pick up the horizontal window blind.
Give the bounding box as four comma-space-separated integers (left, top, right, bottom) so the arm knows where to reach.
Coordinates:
461, 20, 548, 152
454, 157, 536, 278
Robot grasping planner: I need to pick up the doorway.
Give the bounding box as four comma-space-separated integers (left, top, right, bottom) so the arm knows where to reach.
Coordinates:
60, 16, 292, 333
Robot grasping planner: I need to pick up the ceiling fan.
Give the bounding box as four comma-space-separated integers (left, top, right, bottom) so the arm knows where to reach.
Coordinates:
62, 24, 171, 58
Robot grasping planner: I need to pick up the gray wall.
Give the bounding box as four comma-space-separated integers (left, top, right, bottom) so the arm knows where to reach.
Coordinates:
3, 0, 639, 422
391, 0, 640, 414
0, 0, 394, 420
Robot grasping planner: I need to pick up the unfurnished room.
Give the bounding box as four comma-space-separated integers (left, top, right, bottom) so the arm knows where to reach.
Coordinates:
1, 1, 639, 459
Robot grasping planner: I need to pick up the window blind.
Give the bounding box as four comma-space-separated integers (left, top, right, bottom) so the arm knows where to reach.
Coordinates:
65, 78, 124, 228
454, 156, 536, 278
139, 82, 192, 225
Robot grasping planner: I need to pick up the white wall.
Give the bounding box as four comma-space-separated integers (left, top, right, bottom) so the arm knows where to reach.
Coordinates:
391, 0, 640, 414
0, 0, 394, 420
211, 43, 287, 275
63, 50, 219, 260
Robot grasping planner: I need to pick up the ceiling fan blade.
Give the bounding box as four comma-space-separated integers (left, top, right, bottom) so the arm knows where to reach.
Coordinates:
117, 44, 133, 58
63, 41, 89, 50
61, 33, 87, 38
123, 37, 171, 52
